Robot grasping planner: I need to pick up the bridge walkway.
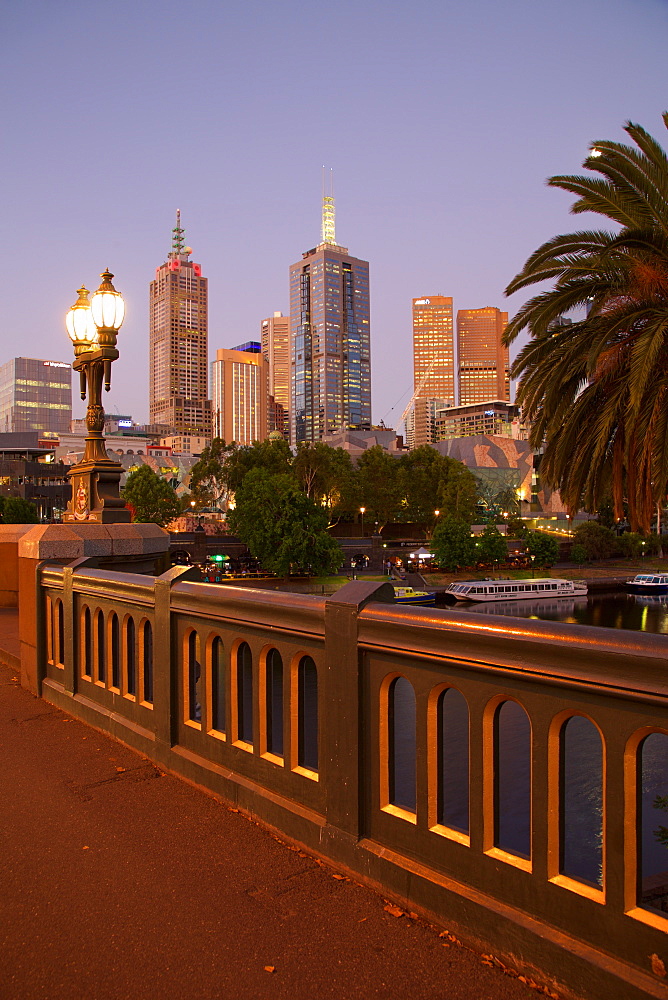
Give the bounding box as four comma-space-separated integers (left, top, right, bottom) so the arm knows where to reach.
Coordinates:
0, 607, 546, 1000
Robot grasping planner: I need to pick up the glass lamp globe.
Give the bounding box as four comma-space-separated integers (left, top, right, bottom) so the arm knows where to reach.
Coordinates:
90, 269, 125, 331
65, 286, 98, 348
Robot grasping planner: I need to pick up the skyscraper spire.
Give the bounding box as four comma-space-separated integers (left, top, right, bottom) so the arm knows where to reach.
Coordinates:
321, 167, 336, 245
171, 209, 185, 257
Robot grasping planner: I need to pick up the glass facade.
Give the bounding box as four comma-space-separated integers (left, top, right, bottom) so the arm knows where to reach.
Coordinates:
0, 358, 71, 434
410, 296, 455, 448
289, 244, 371, 443
457, 307, 510, 405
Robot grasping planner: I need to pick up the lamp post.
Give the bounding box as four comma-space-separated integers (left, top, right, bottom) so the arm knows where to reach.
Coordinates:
360, 506, 366, 537
63, 270, 130, 523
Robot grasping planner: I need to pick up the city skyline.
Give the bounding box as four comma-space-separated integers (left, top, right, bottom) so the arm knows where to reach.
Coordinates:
2, 1, 666, 429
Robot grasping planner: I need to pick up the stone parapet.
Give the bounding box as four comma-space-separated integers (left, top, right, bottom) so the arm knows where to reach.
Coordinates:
0, 525, 36, 607
18, 522, 169, 562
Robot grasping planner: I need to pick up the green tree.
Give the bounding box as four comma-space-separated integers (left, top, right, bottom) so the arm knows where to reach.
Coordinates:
292, 443, 358, 521
225, 438, 293, 493
617, 531, 645, 558
525, 530, 559, 568
396, 446, 478, 526
355, 446, 401, 530
0, 496, 39, 523
504, 115, 668, 533
570, 543, 588, 566
227, 468, 343, 576
440, 459, 478, 524
477, 524, 508, 567
431, 517, 476, 571
188, 438, 236, 509
121, 465, 183, 527
572, 522, 616, 561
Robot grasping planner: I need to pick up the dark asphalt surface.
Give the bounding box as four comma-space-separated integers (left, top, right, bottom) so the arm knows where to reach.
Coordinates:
0, 660, 543, 1000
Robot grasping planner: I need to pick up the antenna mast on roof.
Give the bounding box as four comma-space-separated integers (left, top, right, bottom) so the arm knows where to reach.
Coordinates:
171, 209, 186, 258
321, 167, 336, 245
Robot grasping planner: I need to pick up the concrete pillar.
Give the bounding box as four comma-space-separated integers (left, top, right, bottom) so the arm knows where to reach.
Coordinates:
0, 525, 38, 607
322, 580, 395, 842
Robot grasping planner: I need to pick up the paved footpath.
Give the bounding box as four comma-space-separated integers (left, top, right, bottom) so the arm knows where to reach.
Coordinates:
0, 633, 549, 1000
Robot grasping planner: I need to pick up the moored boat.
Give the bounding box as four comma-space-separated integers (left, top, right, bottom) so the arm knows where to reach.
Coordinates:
445, 577, 587, 603
393, 586, 436, 606
625, 573, 668, 595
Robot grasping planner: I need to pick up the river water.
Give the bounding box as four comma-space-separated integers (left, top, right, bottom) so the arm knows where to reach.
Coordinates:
452, 589, 668, 634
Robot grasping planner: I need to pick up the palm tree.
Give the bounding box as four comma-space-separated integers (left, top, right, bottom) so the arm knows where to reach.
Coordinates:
504, 114, 668, 533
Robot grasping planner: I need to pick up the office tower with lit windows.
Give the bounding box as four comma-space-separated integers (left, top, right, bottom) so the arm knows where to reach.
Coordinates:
0, 357, 72, 434
211, 346, 268, 446
261, 312, 290, 436
408, 296, 455, 448
457, 307, 509, 405
149, 212, 212, 438
289, 191, 371, 444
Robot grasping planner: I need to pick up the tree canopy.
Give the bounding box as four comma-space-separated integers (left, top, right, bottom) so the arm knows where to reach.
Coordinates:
0, 496, 39, 523
121, 465, 183, 527
226, 468, 343, 576
524, 530, 559, 568
504, 114, 668, 533
431, 516, 476, 571
476, 523, 508, 566
188, 436, 482, 532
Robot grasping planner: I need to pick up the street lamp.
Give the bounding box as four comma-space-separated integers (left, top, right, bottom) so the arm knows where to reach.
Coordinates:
359, 506, 366, 537
63, 270, 130, 523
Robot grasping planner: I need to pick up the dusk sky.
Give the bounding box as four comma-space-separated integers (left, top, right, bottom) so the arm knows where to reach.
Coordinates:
2, 0, 667, 429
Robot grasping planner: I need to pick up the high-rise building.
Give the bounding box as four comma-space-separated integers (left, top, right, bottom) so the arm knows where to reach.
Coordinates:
408, 296, 455, 448
149, 212, 212, 438
289, 192, 371, 443
457, 307, 509, 405
261, 311, 290, 413
0, 357, 72, 435
211, 347, 268, 446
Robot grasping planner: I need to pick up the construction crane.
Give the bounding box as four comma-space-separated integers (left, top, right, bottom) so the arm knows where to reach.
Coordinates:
395, 362, 436, 433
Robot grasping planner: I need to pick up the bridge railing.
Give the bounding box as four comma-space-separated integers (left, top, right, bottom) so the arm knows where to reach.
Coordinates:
37, 561, 668, 1000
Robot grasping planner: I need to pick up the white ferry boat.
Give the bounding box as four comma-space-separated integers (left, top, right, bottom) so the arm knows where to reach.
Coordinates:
625, 573, 668, 595
445, 578, 587, 603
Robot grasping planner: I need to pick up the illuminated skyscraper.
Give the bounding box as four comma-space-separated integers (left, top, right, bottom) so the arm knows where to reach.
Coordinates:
289, 189, 371, 443
149, 212, 212, 437
408, 296, 455, 448
457, 307, 509, 405
261, 312, 290, 436
211, 346, 268, 445
0, 357, 71, 434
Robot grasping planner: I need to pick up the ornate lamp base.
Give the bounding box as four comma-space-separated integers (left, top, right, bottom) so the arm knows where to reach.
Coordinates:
63, 461, 131, 524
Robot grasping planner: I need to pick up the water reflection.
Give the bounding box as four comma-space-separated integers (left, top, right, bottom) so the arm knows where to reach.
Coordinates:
641, 733, 668, 915
561, 717, 603, 887
455, 591, 668, 635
